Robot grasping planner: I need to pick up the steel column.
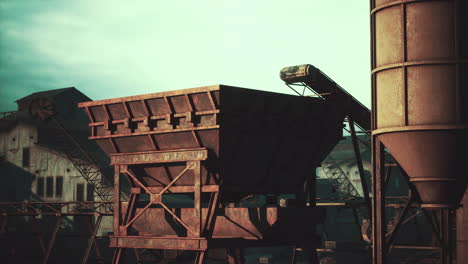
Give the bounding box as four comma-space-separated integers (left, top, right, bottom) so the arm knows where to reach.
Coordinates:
195, 250, 206, 264
348, 115, 371, 215
384, 191, 413, 254
440, 209, 454, 264
372, 137, 385, 264
82, 214, 103, 264
32, 216, 46, 256
42, 216, 62, 264
192, 160, 202, 237
114, 165, 121, 236
112, 165, 123, 264
112, 248, 124, 264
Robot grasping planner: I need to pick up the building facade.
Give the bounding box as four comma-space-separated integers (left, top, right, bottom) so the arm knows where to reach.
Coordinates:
0, 87, 113, 235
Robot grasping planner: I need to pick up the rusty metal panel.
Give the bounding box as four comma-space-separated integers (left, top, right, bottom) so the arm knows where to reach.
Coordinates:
122, 207, 275, 239
111, 149, 208, 165
80, 84, 343, 195
110, 236, 208, 250
407, 65, 457, 125
406, 1, 455, 61
116, 206, 323, 244
378, 130, 468, 205
375, 68, 404, 128
375, 0, 394, 6
375, 5, 403, 67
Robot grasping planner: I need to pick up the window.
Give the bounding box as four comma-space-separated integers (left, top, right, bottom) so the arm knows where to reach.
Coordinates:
22, 147, 30, 167
37, 178, 44, 196
56, 176, 63, 197
87, 184, 94, 201
46, 177, 54, 197
76, 184, 84, 201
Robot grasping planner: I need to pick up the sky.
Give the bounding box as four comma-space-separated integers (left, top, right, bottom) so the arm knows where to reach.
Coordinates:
0, 0, 371, 113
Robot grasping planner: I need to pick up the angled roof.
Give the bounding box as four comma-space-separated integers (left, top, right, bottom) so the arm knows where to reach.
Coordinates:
15, 87, 79, 102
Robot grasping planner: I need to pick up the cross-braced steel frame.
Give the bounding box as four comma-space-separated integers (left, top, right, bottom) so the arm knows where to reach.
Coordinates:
0, 201, 112, 264
372, 137, 456, 264
110, 148, 224, 264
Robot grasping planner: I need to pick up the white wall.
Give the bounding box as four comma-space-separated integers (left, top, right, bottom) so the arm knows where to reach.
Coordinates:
0, 121, 112, 235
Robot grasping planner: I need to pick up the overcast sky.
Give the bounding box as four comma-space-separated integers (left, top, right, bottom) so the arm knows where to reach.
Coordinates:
0, 0, 370, 112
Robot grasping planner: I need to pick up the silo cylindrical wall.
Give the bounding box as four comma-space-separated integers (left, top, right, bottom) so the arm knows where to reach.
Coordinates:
371, 0, 468, 207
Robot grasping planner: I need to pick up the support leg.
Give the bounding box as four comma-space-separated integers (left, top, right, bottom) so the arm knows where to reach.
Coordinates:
114, 165, 121, 236
203, 191, 220, 237
440, 209, 453, 264
348, 115, 371, 215
93, 237, 104, 264
32, 216, 46, 256
42, 216, 62, 264
384, 191, 413, 255
82, 215, 103, 264
112, 248, 124, 264
195, 250, 206, 264
372, 137, 386, 264
191, 160, 202, 237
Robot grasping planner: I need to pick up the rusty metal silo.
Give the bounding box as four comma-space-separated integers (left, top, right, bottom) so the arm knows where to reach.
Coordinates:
371, 0, 468, 208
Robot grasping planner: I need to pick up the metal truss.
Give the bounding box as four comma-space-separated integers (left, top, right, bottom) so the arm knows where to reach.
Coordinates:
0, 201, 113, 216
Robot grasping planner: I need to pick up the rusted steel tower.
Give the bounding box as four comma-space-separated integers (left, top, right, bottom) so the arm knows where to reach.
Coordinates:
79, 85, 345, 263
371, 0, 468, 263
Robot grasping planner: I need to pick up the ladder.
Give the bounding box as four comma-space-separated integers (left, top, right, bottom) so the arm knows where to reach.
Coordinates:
321, 157, 360, 199
50, 117, 118, 204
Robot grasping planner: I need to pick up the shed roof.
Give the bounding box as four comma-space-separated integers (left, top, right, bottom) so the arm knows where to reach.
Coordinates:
15, 87, 80, 102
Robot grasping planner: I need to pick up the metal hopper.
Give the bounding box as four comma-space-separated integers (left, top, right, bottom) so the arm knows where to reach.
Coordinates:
78, 84, 345, 263
79, 85, 345, 199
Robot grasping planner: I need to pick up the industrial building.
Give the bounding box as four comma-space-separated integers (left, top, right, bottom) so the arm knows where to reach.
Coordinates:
1, 88, 99, 203
0, 88, 114, 263
0, 0, 467, 263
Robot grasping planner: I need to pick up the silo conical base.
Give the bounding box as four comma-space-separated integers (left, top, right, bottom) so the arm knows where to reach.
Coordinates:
375, 128, 468, 208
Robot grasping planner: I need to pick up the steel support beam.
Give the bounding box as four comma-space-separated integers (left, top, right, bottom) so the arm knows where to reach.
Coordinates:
372, 137, 385, 264
32, 216, 46, 256
348, 115, 371, 216
82, 214, 103, 264
42, 216, 62, 264
440, 209, 454, 264
195, 250, 207, 264
112, 248, 124, 264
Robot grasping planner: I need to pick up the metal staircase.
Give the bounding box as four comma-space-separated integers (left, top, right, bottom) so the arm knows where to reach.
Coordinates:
26, 97, 125, 205
321, 157, 360, 199
51, 116, 117, 204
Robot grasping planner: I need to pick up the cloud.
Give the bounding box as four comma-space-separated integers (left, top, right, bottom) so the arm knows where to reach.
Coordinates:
0, 0, 371, 113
